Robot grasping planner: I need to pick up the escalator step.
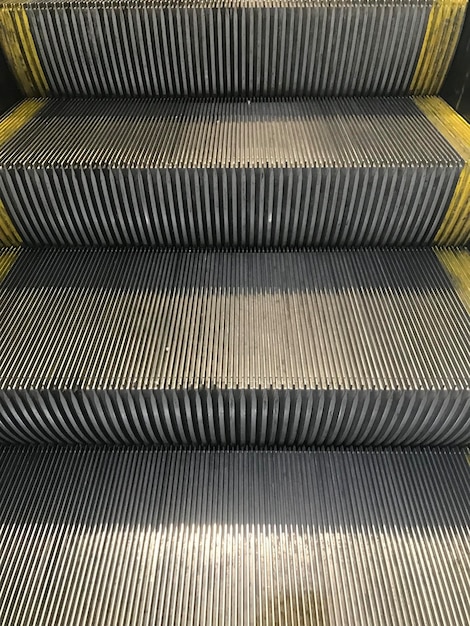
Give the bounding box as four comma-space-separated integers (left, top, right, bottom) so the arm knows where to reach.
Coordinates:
0, 96, 469, 247
0, 446, 468, 625
0, 247, 469, 446
0, 0, 466, 97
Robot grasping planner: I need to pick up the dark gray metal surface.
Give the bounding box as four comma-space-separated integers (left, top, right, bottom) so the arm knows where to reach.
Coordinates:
0, 47, 21, 115
442, 4, 470, 121
20, 0, 432, 97
0, 97, 462, 247
0, 447, 469, 625
0, 248, 469, 446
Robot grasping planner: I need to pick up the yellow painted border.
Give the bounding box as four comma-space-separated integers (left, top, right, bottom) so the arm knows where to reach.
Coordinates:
411, 0, 467, 94
0, 5, 48, 96
0, 248, 19, 283
435, 248, 470, 313
0, 199, 21, 245
0, 99, 45, 245
415, 97, 470, 246
0, 98, 44, 145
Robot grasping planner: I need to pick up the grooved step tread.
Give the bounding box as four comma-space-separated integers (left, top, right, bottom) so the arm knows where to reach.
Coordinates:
0, 97, 459, 168
0, 247, 469, 446
0, 96, 468, 247
0, 447, 469, 625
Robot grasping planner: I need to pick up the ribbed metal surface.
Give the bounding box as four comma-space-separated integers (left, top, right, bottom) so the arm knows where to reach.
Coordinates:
0, 97, 462, 247
2, 387, 469, 446
12, 0, 433, 97
0, 447, 469, 625
0, 248, 469, 446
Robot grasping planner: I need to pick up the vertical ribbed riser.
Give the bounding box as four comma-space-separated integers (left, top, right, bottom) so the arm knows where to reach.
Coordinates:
1, 389, 469, 447
0, 166, 460, 247
27, 4, 429, 97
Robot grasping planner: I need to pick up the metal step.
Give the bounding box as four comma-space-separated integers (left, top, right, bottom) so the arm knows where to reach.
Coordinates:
0, 0, 467, 98
0, 96, 469, 247
1, 247, 469, 446
0, 446, 468, 625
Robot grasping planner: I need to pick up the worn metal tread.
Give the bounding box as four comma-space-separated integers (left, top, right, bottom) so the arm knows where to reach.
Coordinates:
0, 247, 469, 446
0, 446, 469, 625
0, 96, 466, 247
1, 0, 466, 97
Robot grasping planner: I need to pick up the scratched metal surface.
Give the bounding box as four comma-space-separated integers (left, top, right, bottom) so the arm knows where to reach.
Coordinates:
0, 447, 469, 626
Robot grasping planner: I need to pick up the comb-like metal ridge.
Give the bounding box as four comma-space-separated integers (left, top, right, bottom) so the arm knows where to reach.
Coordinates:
0, 248, 469, 446
0, 447, 469, 625
0, 0, 440, 97
0, 97, 463, 247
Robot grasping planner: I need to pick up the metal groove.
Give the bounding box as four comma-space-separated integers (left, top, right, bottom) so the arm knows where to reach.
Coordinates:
0, 447, 468, 625
0, 96, 463, 247
0, 247, 469, 446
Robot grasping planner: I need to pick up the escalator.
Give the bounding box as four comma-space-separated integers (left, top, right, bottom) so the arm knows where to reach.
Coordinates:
0, 1, 469, 624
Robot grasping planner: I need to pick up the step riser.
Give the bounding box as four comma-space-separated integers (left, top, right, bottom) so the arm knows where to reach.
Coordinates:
27, 5, 429, 97
0, 1, 467, 97
0, 166, 459, 247
1, 389, 469, 447
0, 0, 466, 96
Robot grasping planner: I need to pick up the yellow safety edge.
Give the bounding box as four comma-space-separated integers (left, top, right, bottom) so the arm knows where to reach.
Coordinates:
435, 248, 470, 313
415, 97, 470, 246
0, 247, 19, 283
0, 200, 21, 246
0, 4, 48, 96
411, 0, 467, 94
0, 99, 45, 245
